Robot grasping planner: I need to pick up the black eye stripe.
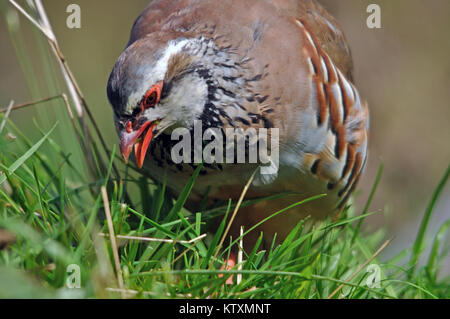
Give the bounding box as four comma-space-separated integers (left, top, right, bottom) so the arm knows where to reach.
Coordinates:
132, 107, 141, 117
161, 81, 173, 99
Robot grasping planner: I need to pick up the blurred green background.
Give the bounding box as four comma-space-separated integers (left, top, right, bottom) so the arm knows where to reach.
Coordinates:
0, 0, 449, 269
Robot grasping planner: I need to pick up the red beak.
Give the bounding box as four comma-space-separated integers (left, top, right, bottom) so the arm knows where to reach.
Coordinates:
120, 121, 157, 168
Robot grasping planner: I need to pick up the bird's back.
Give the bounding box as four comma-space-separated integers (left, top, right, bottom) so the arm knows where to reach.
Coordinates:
127, 0, 353, 79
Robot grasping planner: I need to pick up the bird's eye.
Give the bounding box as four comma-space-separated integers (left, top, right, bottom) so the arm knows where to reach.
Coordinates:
145, 91, 157, 108
141, 81, 164, 111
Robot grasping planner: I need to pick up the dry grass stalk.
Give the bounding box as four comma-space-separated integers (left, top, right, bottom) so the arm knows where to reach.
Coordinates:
9, 0, 120, 180
101, 186, 125, 296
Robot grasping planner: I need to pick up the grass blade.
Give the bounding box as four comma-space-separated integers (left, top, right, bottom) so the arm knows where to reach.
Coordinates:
409, 165, 449, 278
0, 123, 57, 185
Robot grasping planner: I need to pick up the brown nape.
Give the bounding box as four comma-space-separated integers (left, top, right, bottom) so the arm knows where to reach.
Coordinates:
165, 52, 195, 83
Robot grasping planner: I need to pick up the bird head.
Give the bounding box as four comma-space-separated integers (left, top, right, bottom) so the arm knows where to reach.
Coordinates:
107, 35, 213, 168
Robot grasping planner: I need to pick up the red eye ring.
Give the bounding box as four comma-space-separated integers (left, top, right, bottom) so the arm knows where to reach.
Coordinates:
141, 81, 164, 111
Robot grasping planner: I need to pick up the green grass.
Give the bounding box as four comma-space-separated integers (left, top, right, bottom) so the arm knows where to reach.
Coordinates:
0, 1, 449, 299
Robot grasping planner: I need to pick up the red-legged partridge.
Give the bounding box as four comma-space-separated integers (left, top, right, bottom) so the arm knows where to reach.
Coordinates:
107, 0, 369, 250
